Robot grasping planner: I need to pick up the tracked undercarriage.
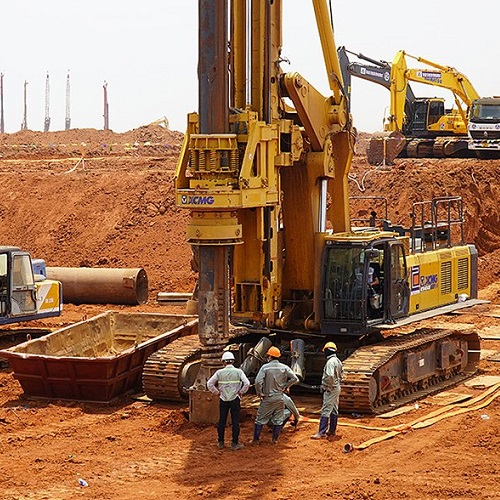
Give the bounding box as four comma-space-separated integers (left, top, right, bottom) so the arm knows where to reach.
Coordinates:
142, 335, 202, 402
142, 327, 481, 414
340, 328, 480, 414
367, 134, 475, 164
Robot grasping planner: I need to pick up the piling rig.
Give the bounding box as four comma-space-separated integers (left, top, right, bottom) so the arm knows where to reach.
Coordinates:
142, 1, 481, 421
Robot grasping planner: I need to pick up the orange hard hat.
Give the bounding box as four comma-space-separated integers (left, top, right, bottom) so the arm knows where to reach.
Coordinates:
267, 346, 281, 358
323, 341, 337, 352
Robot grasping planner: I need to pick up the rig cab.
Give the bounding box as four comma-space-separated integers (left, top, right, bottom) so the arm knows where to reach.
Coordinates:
320, 196, 477, 337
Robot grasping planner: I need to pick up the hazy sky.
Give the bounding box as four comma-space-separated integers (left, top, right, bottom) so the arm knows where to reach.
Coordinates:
2, 1, 499, 134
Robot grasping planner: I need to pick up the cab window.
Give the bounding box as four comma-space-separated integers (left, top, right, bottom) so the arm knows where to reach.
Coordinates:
12, 255, 34, 288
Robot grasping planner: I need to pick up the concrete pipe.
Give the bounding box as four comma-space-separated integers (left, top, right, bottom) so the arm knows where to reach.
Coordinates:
45, 267, 148, 305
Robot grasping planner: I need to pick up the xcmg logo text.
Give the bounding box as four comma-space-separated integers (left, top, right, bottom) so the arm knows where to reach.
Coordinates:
181, 195, 215, 205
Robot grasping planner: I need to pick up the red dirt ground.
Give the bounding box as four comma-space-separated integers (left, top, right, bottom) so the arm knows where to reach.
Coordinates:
0, 127, 499, 499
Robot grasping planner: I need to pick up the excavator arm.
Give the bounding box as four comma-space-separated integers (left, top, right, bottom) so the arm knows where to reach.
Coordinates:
391, 50, 480, 129
404, 52, 480, 106
338, 46, 392, 91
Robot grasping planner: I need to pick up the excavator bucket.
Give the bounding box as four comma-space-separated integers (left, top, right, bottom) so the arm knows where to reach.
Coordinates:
367, 131, 406, 165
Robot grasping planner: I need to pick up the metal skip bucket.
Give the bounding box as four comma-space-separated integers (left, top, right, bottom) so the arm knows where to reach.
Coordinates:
367, 131, 406, 166
45, 267, 149, 305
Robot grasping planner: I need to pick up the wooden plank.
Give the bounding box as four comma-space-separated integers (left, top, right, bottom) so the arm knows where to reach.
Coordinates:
464, 375, 500, 389
377, 405, 415, 418
428, 391, 472, 406
480, 349, 499, 360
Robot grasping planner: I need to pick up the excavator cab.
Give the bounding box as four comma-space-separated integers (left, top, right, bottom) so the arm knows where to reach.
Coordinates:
410, 98, 446, 137
0, 247, 62, 324
321, 238, 410, 336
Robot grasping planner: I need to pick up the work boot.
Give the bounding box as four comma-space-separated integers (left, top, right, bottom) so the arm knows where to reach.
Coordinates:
218, 441, 224, 449
231, 442, 244, 451
252, 423, 263, 445
271, 425, 282, 444
327, 414, 338, 436
311, 416, 329, 439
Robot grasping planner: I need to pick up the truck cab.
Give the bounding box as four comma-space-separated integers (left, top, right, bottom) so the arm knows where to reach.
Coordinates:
468, 97, 500, 158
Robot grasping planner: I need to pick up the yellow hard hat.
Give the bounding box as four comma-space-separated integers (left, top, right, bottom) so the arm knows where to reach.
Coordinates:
323, 341, 337, 352
267, 346, 281, 358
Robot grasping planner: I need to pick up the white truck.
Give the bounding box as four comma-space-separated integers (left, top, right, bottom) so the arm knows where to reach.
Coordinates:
468, 97, 500, 159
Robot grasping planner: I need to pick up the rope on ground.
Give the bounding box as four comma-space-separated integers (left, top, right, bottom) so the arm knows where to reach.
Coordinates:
64, 156, 85, 173
346, 382, 500, 452
348, 165, 394, 192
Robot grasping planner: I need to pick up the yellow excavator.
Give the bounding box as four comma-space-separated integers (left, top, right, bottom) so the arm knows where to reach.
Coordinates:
368, 50, 481, 164
142, 1, 481, 420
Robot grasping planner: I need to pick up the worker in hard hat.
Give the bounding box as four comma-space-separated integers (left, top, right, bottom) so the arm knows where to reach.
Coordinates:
207, 350, 250, 450
252, 345, 299, 445
311, 341, 343, 439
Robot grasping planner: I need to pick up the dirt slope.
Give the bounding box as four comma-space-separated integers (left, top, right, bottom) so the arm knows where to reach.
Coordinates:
0, 126, 194, 297
0, 127, 499, 500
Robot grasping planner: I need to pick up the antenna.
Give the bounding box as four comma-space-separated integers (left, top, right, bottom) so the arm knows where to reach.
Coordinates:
44, 72, 50, 132
21, 80, 28, 131
65, 71, 71, 130
103, 81, 109, 130
0, 73, 4, 134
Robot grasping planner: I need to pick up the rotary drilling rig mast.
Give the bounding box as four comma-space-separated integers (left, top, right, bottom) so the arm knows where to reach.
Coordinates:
44, 72, 50, 132
1, 73, 4, 134
65, 72, 71, 130
103, 81, 109, 130
21, 81, 28, 131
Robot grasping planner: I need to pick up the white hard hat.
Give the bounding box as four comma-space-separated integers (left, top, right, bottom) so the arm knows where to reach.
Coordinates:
221, 351, 235, 362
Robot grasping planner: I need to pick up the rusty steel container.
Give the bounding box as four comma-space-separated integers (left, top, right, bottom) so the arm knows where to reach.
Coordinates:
0, 311, 198, 402
46, 267, 148, 305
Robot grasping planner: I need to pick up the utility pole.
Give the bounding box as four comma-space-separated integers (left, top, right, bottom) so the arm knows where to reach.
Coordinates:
65, 71, 71, 130
0, 73, 4, 134
103, 81, 109, 130
21, 80, 28, 131
44, 72, 50, 132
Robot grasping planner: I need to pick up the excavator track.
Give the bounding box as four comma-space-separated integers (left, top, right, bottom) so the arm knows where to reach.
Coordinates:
142, 335, 202, 402
406, 139, 435, 158
340, 328, 481, 414
432, 137, 447, 158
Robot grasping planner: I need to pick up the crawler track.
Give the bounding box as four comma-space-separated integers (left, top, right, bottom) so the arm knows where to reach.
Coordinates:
0, 329, 52, 368
142, 335, 201, 402
143, 327, 481, 414
142, 328, 252, 402
340, 328, 481, 414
